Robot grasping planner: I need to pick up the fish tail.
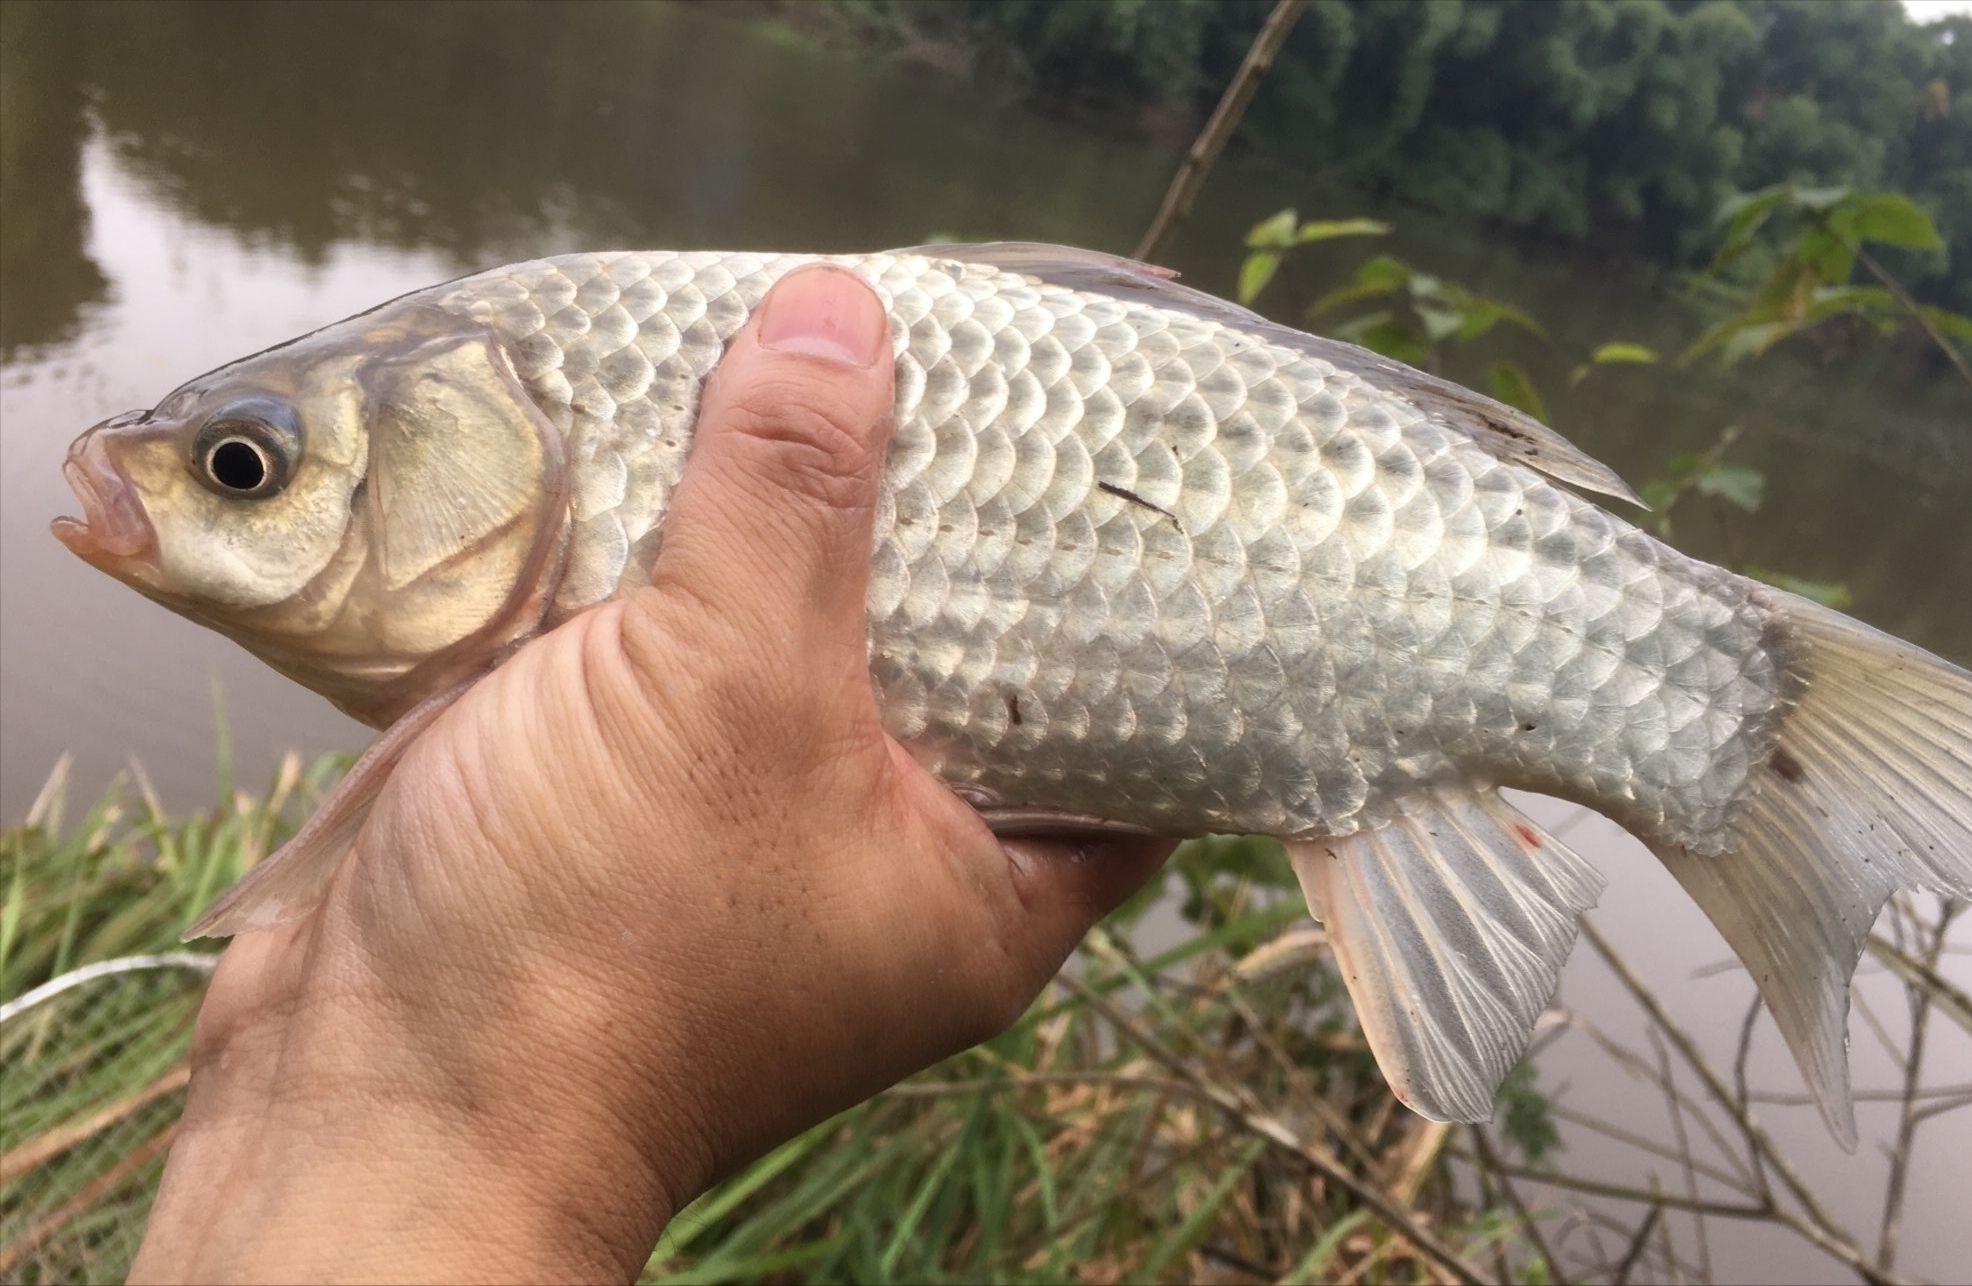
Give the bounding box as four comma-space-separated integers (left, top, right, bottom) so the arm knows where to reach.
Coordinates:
1657, 590, 1972, 1148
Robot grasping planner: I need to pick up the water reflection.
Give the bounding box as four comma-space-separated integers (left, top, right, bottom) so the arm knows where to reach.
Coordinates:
0, 5, 108, 358
0, 7, 1966, 1277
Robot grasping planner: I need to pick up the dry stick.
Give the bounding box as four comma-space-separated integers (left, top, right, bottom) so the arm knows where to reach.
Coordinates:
1562, 1012, 1759, 1190
1609, 1202, 1664, 1286
1448, 1154, 1767, 1221
1467, 1128, 1570, 1286
1650, 1029, 1713, 1284
0, 1060, 190, 1183
1867, 931, 1972, 1036
1133, 0, 1310, 263
1581, 922, 1900, 1286
1546, 1104, 1749, 1193
0, 1121, 179, 1277
1053, 974, 1491, 1286
1853, 245, 1972, 391
1728, 994, 1772, 1201
1877, 901, 1959, 1271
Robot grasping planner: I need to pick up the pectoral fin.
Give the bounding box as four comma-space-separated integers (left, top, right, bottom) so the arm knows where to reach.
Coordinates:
183, 679, 475, 940
1288, 788, 1603, 1122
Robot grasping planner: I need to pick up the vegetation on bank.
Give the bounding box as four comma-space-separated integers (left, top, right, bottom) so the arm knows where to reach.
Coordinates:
803, 0, 1972, 313
5, 744, 1965, 1282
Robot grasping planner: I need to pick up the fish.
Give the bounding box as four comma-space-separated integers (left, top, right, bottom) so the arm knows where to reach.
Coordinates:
53, 243, 1970, 1145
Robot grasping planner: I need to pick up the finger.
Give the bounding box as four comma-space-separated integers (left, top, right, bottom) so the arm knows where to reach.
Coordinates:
649, 265, 895, 646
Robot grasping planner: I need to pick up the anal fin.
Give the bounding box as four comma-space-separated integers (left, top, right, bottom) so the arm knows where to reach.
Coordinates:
1288, 787, 1603, 1123
183, 679, 475, 940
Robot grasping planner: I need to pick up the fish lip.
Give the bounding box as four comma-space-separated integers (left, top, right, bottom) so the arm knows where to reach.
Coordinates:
51, 421, 158, 570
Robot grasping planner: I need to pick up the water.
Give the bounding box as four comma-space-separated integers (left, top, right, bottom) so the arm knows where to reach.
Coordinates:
2, 4, 1966, 1279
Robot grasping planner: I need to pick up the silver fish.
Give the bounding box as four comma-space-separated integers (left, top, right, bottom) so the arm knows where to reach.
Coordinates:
54, 244, 1971, 1142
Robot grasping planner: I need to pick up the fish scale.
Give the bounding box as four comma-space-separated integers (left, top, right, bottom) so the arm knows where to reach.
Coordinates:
435, 249, 1788, 849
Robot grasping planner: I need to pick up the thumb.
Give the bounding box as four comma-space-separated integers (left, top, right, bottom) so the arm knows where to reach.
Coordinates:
649, 265, 895, 647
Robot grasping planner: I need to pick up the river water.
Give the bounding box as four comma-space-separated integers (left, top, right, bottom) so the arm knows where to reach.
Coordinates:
2, 4, 1966, 1280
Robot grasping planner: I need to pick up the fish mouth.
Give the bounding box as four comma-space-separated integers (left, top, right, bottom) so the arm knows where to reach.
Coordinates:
51, 417, 158, 575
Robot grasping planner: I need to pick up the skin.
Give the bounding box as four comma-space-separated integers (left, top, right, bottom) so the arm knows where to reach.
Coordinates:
129, 266, 1172, 1284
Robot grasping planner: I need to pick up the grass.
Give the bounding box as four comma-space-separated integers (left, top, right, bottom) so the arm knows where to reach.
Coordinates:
2, 753, 1963, 1283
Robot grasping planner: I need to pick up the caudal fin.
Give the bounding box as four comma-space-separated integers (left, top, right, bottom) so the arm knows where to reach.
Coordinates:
1657, 591, 1972, 1148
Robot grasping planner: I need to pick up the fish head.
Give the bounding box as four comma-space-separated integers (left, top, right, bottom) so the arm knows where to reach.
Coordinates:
53, 303, 568, 726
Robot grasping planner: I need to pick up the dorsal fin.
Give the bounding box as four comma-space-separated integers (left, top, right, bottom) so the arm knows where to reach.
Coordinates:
904, 241, 1643, 508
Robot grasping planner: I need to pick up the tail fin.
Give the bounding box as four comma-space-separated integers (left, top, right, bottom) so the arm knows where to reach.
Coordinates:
1657, 592, 1972, 1148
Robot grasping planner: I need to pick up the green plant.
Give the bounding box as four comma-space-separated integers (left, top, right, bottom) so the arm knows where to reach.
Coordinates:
1688, 184, 1972, 385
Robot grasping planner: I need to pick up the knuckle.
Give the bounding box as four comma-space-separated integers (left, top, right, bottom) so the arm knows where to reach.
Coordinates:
714, 371, 884, 512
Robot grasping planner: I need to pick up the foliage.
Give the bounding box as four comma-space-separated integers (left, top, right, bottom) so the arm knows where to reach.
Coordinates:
8, 754, 1960, 1282
1232, 175, 1972, 607
2, 761, 1525, 1285
1237, 208, 1389, 306
829, 0, 1972, 314
1685, 183, 1972, 370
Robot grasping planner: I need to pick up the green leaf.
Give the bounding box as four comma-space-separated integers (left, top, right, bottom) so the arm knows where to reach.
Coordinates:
1746, 570, 1852, 609
1498, 1064, 1561, 1163
1711, 186, 1790, 264
1794, 184, 1853, 213
1795, 227, 1855, 285
1851, 193, 1943, 251
1417, 301, 1466, 343
1244, 208, 1299, 250
1917, 306, 1972, 341
1719, 319, 1793, 366
1356, 319, 1430, 366
1591, 341, 1657, 365
1354, 254, 1414, 291
1638, 479, 1681, 514
1695, 464, 1765, 512
1805, 285, 1897, 322
1293, 217, 1390, 243
1307, 279, 1397, 318
1469, 297, 1548, 340
1486, 361, 1548, 421
1237, 251, 1280, 305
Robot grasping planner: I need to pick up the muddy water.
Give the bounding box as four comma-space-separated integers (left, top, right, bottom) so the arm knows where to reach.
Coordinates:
2, 4, 1966, 1279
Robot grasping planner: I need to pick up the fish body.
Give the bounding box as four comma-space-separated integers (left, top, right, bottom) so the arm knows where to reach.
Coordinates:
53, 244, 1972, 1142
434, 249, 1790, 853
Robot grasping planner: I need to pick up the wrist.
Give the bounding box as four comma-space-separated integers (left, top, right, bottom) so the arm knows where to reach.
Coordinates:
134, 914, 699, 1283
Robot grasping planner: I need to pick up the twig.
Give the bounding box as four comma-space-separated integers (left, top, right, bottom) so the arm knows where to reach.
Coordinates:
1446, 1152, 1766, 1220
0, 1121, 179, 1277
1467, 1128, 1569, 1286
1868, 930, 1972, 1037
1610, 1202, 1663, 1286
1652, 1029, 1712, 1283
0, 1060, 190, 1183
1878, 902, 1958, 1270
1133, 0, 1309, 262
1054, 973, 1491, 1286
1854, 245, 1972, 391
1546, 1104, 1749, 1193
1581, 921, 1898, 1285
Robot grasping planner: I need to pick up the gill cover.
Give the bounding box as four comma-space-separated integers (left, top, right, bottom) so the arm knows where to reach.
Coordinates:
364, 330, 560, 592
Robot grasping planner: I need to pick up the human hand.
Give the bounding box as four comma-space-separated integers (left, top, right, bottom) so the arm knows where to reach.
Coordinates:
129, 265, 1171, 1284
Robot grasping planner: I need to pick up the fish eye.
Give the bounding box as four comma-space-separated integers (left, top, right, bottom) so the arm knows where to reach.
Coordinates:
193, 400, 297, 498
